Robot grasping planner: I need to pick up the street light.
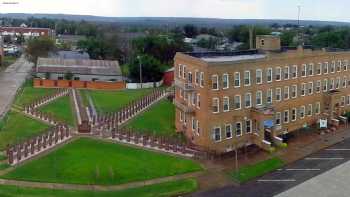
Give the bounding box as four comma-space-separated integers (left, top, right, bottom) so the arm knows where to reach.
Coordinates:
137, 55, 143, 88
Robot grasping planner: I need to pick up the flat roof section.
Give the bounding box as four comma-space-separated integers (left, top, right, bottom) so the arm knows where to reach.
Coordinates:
184, 50, 267, 63
201, 54, 266, 63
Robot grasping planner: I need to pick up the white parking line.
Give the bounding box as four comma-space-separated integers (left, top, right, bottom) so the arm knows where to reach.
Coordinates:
285, 168, 321, 171
326, 149, 350, 151
257, 179, 296, 182
305, 157, 344, 160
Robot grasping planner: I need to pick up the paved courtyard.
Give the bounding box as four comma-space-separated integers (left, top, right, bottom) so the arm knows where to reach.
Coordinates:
0, 56, 33, 118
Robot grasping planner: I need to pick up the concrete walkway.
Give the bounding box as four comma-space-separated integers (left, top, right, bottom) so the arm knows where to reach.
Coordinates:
0, 56, 33, 118
0, 171, 203, 191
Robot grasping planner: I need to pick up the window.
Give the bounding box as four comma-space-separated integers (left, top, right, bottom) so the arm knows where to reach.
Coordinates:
197, 94, 201, 109
337, 60, 342, 72
291, 85, 297, 98
323, 62, 329, 74
344, 60, 349, 71
300, 106, 305, 119
179, 88, 184, 98
301, 64, 307, 77
284, 66, 290, 80
183, 66, 187, 79
276, 88, 282, 101
234, 95, 241, 110
183, 113, 187, 125
308, 63, 314, 76
197, 121, 200, 135
244, 71, 251, 86
234, 72, 240, 87
275, 112, 281, 125
256, 69, 262, 84
179, 111, 183, 122
73, 77, 80, 81
316, 80, 321, 93
236, 122, 242, 136
245, 93, 252, 108
191, 92, 196, 106
315, 102, 321, 114
192, 117, 197, 131
213, 127, 221, 142
284, 86, 289, 100
308, 82, 313, 95
336, 77, 341, 89
331, 61, 336, 73
225, 124, 232, 139
188, 72, 193, 83
284, 110, 289, 123
246, 120, 252, 134
301, 83, 306, 96
200, 72, 204, 87
267, 68, 273, 82
223, 97, 230, 112
267, 89, 273, 104
178, 64, 182, 78
292, 65, 298, 78
323, 79, 328, 92
341, 96, 346, 107
330, 78, 335, 90
316, 63, 322, 75
291, 108, 297, 122
195, 71, 199, 85
212, 98, 219, 113
222, 74, 229, 89
256, 91, 263, 106
347, 95, 350, 105
212, 75, 219, 90
307, 104, 313, 116
343, 77, 347, 88
275, 67, 282, 81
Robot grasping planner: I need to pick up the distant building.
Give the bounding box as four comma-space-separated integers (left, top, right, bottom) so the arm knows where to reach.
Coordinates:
0, 26, 55, 39
50, 51, 90, 60
163, 67, 174, 86
35, 58, 123, 82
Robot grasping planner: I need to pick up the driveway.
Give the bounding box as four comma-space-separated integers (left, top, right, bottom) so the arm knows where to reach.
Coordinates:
0, 56, 33, 118
193, 134, 350, 197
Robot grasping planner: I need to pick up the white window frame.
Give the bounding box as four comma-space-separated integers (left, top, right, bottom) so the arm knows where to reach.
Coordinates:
344, 60, 349, 71
195, 70, 199, 85
183, 65, 187, 79
315, 102, 321, 114
343, 77, 347, 89
267, 89, 273, 104
234, 95, 241, 110
316, 63, 322, 75
301, 64, 307, 77
256, 91, 263, 106
234, 72, 240, 88
275, 67, 282, 81
323, 62, 329, 74
323, 79, 328, 92
284, 66, 290, 80
308, 82, 313, 95
337, 60, 342, 72
336, 77, 341, 89
284, 110, 289, 124
225, 124, 232, 139
236, 122, 243, 137
331, 61, 336, 73
245, 93, 252, 108
213, 127, 221, 142
291, 108, 297, 122
308, 63, 314, 76
316, 80, 321, 93
284, 86, 290, 100
276, 88, 282, 102
267, 68, 273, 83
291, 85, 297, 99
244, 70, 251, 86
212, 97, 220, 114
246, 119, 252, 134
275, 112, 281, 126
200, 72, 204, 87
307, 104, 313, 116
178, 64, 182, 78
300, 106, 305, 119
301, 83, 306, 96
292, 65, 298, 79
223, 96, 230, 112
330, 78, 335, 90
212, 75, 219, 90
347, 95, 350, 105
196, 93, 201, 109
179, 111, 183, 122
256, 69, 263, 84
341, 96, 346, 107
222, 73, 229, 89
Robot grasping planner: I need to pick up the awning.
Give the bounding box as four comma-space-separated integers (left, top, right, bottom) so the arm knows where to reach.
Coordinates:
264, 120, 274, 128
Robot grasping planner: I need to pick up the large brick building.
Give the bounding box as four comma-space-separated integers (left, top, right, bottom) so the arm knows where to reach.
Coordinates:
175, 36, 350, 153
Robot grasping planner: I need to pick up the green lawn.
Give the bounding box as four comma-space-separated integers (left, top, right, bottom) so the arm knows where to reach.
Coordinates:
2, 56, 17, 67
231, 157, 284, 183
126, 99, 176, 137
0, 111, 50, 150
39, 96, 76, 127
0, 179, 197, 197
14, 80, 56, 107
81, 89, 154, 113
3, 138, 202, 185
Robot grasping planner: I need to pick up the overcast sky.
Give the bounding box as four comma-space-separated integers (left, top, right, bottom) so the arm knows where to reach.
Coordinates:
1, 0, 349, 22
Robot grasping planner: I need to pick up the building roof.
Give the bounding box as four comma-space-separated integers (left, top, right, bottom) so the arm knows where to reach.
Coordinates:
185, 50, 267, 63
50, 51, 90, 60
37, 58, 121, 76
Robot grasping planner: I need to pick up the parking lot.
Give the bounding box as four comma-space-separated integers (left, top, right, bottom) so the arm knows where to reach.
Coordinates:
194, 136, 350, 197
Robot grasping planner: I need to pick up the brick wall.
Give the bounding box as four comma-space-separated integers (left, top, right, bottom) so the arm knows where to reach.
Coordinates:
33, 79, 126, 90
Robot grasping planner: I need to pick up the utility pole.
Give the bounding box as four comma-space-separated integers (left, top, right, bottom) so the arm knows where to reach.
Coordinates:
297, 5, 303, 46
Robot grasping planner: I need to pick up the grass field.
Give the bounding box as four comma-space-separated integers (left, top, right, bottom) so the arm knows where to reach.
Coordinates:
3, 138, 202, 185
81, 89, 154, 113
231, 157, 284, 183
0, 179, 197, 197
126, 99, 176, 137
39, 96, 76, 127
14, 80, 56, 107
0, 111, 50, 150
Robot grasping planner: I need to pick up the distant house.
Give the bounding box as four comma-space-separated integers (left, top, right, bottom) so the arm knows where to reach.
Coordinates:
35, 58, 123, 82
0, 26, 55, 39
163, 67, 174, 86
50, 51, 90, 60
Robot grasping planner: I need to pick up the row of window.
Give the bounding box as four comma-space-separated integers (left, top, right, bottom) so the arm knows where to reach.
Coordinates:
179, 112, 201, 136
212, 77, 350, 112
177, 65, 205, 87
211, 60, 350, 90
212, 119, 253, 142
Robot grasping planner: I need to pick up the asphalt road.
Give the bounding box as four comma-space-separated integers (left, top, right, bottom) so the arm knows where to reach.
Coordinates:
193, 136, 350, 197
0, 56, 33, 118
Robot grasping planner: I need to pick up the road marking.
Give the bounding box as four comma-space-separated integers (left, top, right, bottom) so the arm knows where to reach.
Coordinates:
285, 168, 321, 171
326, 149, 350, 151
257, 179, 296, 182
305, 157, 344, 160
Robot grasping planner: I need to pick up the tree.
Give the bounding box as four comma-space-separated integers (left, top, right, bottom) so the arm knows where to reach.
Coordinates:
64, 72, 73, 80
25, 37, 57, 64
281, 31, 297, 47
183, 24, 198, 38
128, 54, 166, 83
